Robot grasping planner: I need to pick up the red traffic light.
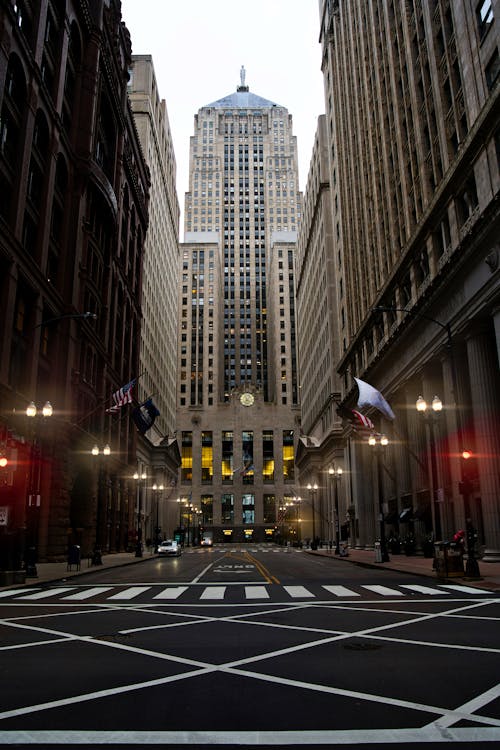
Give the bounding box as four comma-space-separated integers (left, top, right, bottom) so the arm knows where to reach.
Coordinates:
0, 456, 7, 468
462, 449, 473, 460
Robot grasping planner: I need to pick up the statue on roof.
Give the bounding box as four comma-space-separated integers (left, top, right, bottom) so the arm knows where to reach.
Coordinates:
240, 65, 246, 88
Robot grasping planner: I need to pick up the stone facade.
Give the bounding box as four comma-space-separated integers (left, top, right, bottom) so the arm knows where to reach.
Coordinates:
297, 0, 500, 557
0, 0, 149, 567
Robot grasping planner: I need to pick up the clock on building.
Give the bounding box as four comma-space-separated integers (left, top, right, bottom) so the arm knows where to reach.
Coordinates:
240, 392, 255, 407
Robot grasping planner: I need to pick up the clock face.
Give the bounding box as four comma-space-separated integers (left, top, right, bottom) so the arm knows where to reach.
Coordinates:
240, 392, 255, 407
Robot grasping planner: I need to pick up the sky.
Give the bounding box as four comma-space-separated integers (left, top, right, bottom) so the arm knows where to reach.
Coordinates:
120, 0, 325, 224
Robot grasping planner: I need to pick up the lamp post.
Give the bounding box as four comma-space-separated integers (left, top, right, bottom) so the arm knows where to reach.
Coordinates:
307, 482, 318, 548
91, 443, 110, 564
369, 433, 390, 562
133, 470, 147, 557
329, 467, 343, 554
416, 395, 443, 542
152, 484, 164, 552
25, 400, 54, 576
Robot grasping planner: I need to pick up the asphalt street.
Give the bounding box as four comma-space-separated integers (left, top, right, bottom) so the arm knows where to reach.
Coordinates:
0, 545, 499, 748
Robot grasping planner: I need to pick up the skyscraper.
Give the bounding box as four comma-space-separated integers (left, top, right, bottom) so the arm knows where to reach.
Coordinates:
176, 70, 302, 544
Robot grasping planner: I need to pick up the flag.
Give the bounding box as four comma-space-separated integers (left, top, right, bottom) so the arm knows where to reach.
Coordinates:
132, 398, 160, 434
354, 377, 395, 421
106, 379, 136, 413
337, 405, 375, 437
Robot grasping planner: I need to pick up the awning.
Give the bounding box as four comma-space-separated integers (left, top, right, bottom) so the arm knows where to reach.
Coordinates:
399, 507, 413, 522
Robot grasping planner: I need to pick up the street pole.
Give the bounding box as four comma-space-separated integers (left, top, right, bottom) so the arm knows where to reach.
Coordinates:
307, 483, 318, 548
369, 434, 389, 562
134, 470, 146, 557
416, 396, 443, 541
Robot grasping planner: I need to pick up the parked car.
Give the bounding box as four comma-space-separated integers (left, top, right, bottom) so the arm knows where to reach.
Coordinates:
158, 540, 181, 557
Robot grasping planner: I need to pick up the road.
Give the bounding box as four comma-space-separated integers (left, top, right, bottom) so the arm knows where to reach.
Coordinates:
0, 544, 499, 748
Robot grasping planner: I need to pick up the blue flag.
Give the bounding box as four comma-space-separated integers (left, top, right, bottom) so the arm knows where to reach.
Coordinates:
132, 398, 160, 434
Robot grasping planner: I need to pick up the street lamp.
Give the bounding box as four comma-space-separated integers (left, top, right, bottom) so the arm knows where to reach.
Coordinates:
25, 400, 54, 576
307, 482, 318, 548
152, 483, 164, 552
91, 444, 110, 564
368, 434, 390, 562
329, 467, 343, 554
133, 470, 147, 557
416, 395, 443, 542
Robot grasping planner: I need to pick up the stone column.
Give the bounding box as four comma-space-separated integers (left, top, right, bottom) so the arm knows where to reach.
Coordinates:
466, 330, 500, 561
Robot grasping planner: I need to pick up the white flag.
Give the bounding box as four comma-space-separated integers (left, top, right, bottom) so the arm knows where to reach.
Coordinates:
354, 377, 395, 421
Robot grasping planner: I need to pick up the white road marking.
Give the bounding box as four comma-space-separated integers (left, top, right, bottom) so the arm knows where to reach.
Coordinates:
0, 588, 40, 598
439, 584, 494, 594
283, 586, 315, 598
400, 584, 449, 595
61, 587, 114, 600
200, 586, 226, 600
322, 585, 360, 597
15, 587, 76, 600
153, 587, 188, 600
362, 585, 404, 596
107, 586, 151, 600
244, 586, 270, 599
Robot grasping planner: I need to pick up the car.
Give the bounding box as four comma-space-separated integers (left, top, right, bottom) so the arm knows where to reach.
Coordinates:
200, 537, 213, 547
157, 540, 181, 557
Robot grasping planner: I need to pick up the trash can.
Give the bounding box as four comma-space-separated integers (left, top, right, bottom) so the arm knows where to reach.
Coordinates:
67, 545, 81, 571
374, 541, 382, 563
91, 547, 102, 566
25, 546, 38, 577
434, 541, 464, 578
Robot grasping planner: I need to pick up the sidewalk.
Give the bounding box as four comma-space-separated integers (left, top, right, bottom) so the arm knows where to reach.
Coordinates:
0, 550, 154, 591
307, 546, 500, 591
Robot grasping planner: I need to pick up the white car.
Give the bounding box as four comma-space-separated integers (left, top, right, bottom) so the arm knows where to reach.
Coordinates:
158, 540, 181, 557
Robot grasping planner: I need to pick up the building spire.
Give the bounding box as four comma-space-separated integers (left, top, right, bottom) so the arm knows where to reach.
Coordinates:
237, 65, 249, 92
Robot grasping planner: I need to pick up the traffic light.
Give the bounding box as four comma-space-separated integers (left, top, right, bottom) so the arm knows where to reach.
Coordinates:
0, 455, 7, 468
462, 449, 473, 460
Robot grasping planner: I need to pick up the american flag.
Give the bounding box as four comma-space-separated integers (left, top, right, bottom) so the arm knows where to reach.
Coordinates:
351, 409, 374, 431
106, 379, 136, 413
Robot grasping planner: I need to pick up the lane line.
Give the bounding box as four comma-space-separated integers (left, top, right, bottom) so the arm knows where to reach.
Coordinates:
1, 728, 500, 744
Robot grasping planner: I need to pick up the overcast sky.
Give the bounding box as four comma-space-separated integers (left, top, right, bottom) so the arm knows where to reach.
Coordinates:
120, 0, 325, 224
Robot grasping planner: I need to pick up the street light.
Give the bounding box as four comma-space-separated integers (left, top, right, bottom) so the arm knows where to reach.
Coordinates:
152, 483, 164, 552
368, 434, 390, 562
133, 470, 147, 557
416, 395, 443, 542
24, 400, 54, 576
306, 482, 318, 548
329, 467, 343, 554
91, 444, 111, 564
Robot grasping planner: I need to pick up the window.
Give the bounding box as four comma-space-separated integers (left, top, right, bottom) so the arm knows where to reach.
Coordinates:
221, 494, 234, 523
181, 431, 193, 481
477, 0, 494, 38
283, 430, 294, 481
201, 495, 213, 524
222, 430, 234, 481
263, 494, 276, 523
201, 431, 213, 482
263, 430, 274, 482
242, 431, 254, 484
242, 494, 255, 524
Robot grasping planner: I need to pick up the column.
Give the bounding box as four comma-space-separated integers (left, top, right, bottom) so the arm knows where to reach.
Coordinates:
466, 331, 500, 561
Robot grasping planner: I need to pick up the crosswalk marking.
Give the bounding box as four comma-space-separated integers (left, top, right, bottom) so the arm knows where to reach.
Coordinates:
439, 584, 493, 594
362, 585, 404, 596
107, 586, 151, 600
200, 586, 226, 600
322, 585, 360, 597
62, 587, 114, 600
16, 587, 76, 600
153, 587, 188, 600
283, 586, 315, 598
245, 586, 270, 599
400, 584, 449, 595
2, 582, 493, 603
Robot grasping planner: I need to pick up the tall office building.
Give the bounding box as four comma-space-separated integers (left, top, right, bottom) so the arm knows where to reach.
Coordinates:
176, 70, 302, 543
297, 1, 499, 557
127, 55, 181, 545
